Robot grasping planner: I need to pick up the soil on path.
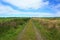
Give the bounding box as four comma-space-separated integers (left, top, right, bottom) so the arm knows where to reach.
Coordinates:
17, 20, 43, 40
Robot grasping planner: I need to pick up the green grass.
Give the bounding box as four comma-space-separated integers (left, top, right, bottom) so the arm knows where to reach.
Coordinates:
1, 17, 60, 40
0, 17, 30, 40
0, 24, 25, 40
19, 20, 37, 40
33, 19, 60, 40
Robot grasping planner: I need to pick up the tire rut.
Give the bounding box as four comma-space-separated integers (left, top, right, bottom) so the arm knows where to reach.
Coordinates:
17, 20, 43, 40
33, 25, 43, 40
17, 24, 28, 40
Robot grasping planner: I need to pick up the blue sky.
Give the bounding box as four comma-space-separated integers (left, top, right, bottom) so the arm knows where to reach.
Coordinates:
0, 0, 60, 17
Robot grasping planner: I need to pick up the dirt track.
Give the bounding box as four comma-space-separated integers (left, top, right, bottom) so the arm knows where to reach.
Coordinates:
17, 20, 43, 40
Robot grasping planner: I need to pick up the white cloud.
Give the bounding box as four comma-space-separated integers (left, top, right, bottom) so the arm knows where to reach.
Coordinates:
55, 4, 60, 17
51, 4, 60, 12
50, 4, 60, 17
0, 5, 21, 14
55, 11, 60, 17
54, 4, 60, 11
0, 0, 54, 17
3, 0, 49, 9
33, 12, 54, 17
0, 5, 54, 17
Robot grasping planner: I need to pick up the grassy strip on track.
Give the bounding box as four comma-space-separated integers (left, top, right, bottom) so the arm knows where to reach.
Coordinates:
19, 20, 37, 40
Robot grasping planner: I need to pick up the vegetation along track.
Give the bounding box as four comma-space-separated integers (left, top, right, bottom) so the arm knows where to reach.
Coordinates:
17, 19, 43, 40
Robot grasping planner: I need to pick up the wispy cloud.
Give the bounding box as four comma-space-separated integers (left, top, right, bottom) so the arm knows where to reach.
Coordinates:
0, 0, 60, 17
0, 4, 54, 17
3, 0, 49, 9
51, 4, 60, 17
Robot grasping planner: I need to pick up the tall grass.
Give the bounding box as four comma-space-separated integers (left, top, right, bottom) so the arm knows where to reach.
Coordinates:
33, 18, 60, 40
0, 17, 30, 40
0, 25, 25, 40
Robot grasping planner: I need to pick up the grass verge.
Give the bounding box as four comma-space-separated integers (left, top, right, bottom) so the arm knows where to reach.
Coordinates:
0, 24, 25, 40
33, 20, 60, 40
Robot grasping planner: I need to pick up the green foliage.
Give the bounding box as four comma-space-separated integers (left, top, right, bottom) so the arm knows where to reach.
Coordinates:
33, 18, 60, 40
0, 25, 25, 40
0, 17, 30, 40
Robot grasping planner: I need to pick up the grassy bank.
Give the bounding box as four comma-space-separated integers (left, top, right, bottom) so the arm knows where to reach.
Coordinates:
33, 18, 60, 40
0, 24, 25, 40
0, 17, 30, 40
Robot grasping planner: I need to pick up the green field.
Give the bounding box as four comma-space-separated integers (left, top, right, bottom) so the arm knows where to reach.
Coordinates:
0, 17, 60, 40
0, 17, 30, 40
